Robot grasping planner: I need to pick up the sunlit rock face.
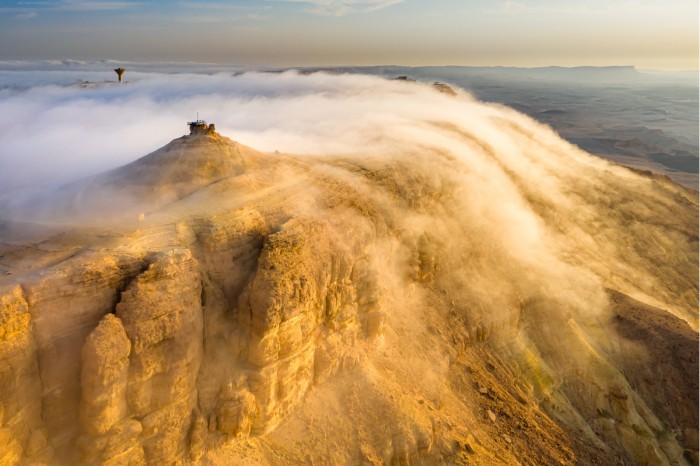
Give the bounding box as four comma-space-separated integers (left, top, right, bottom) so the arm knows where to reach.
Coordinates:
0, 80, 696, 465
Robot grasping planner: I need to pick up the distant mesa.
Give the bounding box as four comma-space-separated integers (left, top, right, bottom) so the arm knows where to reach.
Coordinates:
393, 75, 457, 96
432, 82, 457, 96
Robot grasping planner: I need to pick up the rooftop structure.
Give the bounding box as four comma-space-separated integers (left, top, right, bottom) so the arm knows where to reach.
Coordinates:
188, 114, 216, 135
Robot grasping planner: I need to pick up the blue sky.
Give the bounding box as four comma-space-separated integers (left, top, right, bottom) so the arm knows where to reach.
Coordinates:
0, 0, 697, 69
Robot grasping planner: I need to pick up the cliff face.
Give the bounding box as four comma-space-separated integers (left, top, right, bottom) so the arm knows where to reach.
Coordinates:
0, 286, 47, 465
0, 123, 697, 465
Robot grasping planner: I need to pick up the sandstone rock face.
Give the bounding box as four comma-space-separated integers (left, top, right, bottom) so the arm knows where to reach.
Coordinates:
80, 314, 131, 436
238, 218, 374, 432
77, 314, 144, 464
115, 248, 203, 464
21, 253, 145, 455
0, 286, 48, 465
216, 383, 256, 437
0, 208, 386, 464
0, 126, 696, 465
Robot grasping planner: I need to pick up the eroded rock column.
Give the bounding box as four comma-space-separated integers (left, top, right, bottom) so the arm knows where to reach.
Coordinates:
116, 248, 203, 464
77, 313, 144, 464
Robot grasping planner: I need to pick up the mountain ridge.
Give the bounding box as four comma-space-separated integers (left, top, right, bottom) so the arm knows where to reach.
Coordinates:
0, 111, 696, 464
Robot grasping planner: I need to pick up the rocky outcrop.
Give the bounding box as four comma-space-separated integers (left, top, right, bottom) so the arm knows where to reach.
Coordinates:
41, 216, 382, 464
432, 82, 457, 96
21, 252, 144, 458
79, 314, 131, 436
237, 218, 372, 432
216, 382, 256, 437
44, 248, 205, 465
193, 215, 383, 442
0, 286, 48, 465
77, 314, 144, 464
115, 248, 203, 464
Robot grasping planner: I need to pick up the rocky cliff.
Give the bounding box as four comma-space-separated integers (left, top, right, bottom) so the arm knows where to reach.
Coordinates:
0, 120, 697, 465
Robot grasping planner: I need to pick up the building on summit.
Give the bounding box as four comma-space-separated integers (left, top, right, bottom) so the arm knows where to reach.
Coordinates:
188, 114, 216, 135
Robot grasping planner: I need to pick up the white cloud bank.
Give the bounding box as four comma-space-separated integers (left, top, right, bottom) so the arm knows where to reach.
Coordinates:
0, 62, 694, 330
0, 66, 629, 208
0, 67, 605, 194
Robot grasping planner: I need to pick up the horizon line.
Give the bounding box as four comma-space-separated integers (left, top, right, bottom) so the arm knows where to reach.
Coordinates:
0, 59, 698, 73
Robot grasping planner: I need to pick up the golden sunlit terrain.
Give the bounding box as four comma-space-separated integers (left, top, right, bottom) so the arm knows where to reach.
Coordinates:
0, 78, 696, 465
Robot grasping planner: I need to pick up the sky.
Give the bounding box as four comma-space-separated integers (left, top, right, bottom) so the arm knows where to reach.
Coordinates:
0, 0, 697, 69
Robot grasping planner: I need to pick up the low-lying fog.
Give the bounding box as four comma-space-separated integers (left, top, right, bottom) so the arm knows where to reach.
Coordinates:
1, 62, 697, 202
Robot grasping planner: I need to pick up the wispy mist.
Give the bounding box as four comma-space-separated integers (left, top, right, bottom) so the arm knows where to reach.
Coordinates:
0, 68, 459, 192
0, 66, 695, 326
0, 66, 610, 192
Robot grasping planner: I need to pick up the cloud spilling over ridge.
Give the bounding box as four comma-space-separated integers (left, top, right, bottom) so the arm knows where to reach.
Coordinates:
0, 68, 612, 193
1, 67, 694, 325
0, 67, 696, 466
4, 69, 682, 320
